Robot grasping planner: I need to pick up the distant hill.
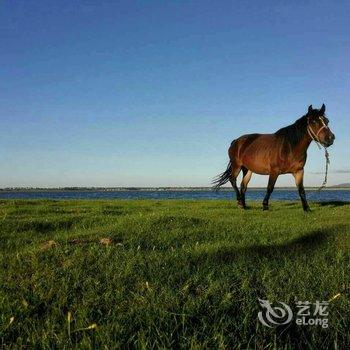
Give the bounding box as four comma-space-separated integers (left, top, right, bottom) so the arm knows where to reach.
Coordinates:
331, 183, 350, 188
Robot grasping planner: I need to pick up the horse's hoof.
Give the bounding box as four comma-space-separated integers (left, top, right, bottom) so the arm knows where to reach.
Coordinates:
237, 202, 246, 209
262, 205, 269, 211
303, 206, 311, 213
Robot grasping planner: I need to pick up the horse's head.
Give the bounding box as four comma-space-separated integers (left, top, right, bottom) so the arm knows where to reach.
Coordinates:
307, 104, 335, 147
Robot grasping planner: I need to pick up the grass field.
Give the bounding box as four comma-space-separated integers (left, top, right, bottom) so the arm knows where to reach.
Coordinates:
1, 199, 350, 349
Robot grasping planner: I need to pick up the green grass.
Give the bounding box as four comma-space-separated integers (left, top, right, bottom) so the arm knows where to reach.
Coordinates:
1, 199, 350, 349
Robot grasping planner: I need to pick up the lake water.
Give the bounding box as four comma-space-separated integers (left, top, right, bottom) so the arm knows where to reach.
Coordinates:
0, 190, 349, 202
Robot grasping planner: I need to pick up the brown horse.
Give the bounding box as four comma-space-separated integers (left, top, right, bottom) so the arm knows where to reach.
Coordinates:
213, 104, 335, 211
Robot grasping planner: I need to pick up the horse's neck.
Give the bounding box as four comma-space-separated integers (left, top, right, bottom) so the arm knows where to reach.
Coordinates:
292, 132, 312, 157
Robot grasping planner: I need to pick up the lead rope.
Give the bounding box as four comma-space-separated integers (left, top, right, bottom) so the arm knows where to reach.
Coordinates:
316, 147, 330, 192
307, 123, 330, 195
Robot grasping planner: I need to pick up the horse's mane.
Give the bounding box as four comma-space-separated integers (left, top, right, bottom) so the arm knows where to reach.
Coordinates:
275, 114, 308, 147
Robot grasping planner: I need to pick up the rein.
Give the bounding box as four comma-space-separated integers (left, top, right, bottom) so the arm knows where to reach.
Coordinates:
307, 117, 330, 192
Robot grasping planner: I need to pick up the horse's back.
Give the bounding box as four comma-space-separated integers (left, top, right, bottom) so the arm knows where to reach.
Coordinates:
229, 133, 277, 154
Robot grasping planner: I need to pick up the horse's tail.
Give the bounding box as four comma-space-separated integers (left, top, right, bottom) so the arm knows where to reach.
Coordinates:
212, 161, 232, 191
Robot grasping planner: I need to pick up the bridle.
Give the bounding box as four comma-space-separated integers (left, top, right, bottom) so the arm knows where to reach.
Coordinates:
307, 116, 329, 149
306, 115, 330, 192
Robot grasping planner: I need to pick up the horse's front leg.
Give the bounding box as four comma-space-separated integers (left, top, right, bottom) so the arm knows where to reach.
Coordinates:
293, 169, 310, 212
262, 174, 278, 210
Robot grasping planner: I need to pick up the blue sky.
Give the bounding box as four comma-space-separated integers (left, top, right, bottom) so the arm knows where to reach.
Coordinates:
1, 0, 349, 187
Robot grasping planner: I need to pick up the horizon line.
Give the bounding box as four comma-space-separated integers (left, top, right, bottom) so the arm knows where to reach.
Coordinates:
1, 185, 349, 191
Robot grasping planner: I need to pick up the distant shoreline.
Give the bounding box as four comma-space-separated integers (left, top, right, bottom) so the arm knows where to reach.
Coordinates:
1, 187, 349, 192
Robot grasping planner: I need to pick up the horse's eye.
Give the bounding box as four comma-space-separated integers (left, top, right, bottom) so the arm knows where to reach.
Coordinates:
312, 120, 316, 124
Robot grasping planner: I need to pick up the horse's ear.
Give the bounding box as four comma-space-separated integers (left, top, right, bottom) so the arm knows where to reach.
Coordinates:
320, 103, 326, 114
308, 105, 313, 113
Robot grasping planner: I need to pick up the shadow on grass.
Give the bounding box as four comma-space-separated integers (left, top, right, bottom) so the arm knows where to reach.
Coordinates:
189, 225, 346, 267
318, 201, 350, 207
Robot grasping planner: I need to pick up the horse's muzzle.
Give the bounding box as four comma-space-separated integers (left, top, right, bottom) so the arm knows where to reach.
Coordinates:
324, 133, 335, 147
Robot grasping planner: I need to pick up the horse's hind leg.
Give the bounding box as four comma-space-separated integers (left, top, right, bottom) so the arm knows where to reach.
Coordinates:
240, 167, 252, 208
229, 163, 243, 208
263, 174, 278, 210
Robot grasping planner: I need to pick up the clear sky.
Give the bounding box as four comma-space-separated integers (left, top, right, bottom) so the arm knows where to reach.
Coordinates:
1, 0, 349, 188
